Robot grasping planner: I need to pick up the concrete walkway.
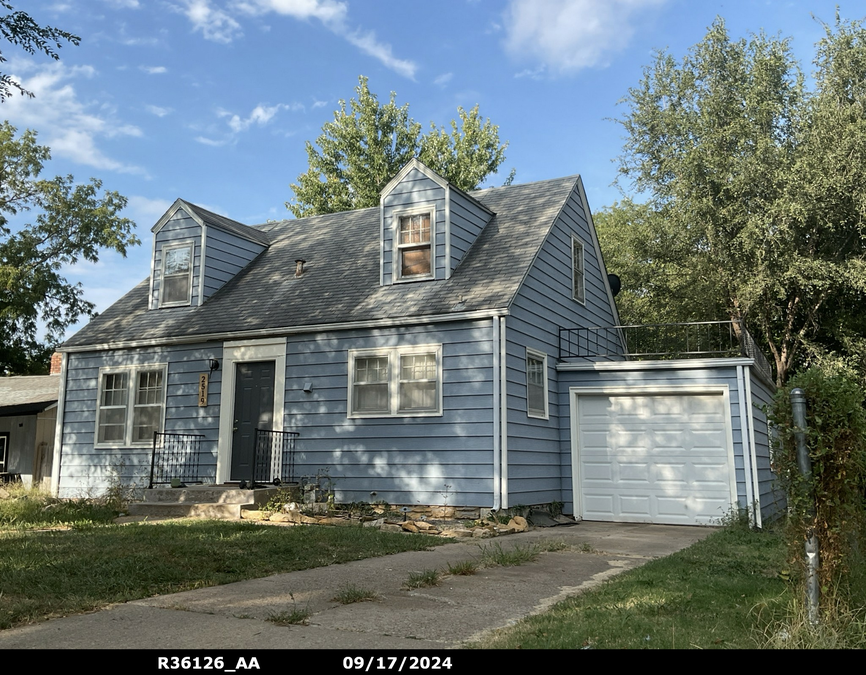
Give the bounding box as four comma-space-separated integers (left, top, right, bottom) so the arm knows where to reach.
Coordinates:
0, 521, 712, 650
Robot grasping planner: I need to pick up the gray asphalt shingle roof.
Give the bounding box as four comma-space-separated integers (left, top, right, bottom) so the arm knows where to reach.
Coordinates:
63, 175, 579, 349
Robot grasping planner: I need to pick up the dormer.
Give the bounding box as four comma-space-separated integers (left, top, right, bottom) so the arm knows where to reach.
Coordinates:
379, 159, 494, 285
149, 199, 269, 310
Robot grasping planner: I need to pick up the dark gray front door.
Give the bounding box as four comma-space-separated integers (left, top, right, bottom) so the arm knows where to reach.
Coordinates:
231, 361, 275, 481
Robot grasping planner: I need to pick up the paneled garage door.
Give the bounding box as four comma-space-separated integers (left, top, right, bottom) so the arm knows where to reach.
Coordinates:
573, 392, 735, 525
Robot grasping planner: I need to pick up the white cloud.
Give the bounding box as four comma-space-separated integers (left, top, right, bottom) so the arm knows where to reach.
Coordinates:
126, 195, 174, 221
2, 61, 145, 174
343, 28, 416, 80
180, 0, 416, 78
140, 66, 168, 74
218, 102, 303, 132
103, 0, 141, 7
176, 0, 243, 43
504, 0, 667, 74
146, 105, 173, 117
195, 135, 228, 146
433, 72, 453, 87
312, 99, 327, 109
232, 0, 348, 25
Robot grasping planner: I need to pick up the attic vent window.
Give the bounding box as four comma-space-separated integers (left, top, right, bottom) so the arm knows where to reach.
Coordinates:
295, 259, 306, 277
397, 211, 432, 279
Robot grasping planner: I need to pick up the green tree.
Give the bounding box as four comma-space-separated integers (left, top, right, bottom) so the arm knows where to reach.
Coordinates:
0, 1, 80, 102
288, 76, 508, 217
0, 122, 139, 374
606, 16, 866, 385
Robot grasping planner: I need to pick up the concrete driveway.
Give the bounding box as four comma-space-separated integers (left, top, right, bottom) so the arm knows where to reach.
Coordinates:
0, 521, 711, 650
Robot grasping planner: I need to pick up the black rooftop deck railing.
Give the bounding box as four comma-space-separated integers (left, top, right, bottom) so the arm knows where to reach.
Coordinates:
559, 320, 774, 382
149, 432, 211, 488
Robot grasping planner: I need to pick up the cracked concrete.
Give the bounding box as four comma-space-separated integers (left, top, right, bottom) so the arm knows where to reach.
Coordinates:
0, 521, 711, 650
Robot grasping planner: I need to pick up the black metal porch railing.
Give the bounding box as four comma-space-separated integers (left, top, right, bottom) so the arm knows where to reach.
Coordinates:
250, 429, 299, 487
149, 432, 210, 488
559, 320, 774, 382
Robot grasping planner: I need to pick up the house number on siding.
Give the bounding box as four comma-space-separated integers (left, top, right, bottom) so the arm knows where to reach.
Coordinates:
198, 373, 208, 407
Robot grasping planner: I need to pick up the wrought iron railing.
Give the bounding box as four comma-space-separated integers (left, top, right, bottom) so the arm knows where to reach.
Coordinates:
149, 432, 211, 488
249, 429, 299, 487
559, 320, 774, 382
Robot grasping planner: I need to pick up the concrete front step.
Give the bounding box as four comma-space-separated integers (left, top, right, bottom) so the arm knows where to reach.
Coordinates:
140, 486, 284, 505
127, 502, 246, 519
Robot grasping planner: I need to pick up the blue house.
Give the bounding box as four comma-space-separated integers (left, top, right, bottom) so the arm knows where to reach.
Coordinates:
51, 159, 778, 526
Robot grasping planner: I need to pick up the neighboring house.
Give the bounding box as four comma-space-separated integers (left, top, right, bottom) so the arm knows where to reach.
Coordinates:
0, 369, 60, 488
52, 159, 779, 526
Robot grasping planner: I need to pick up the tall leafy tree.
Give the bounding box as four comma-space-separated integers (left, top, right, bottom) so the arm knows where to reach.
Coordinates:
288, 76, 508, 217
0, 1, 80, 102
0, 123, 139, 374
606, 16, 866, 385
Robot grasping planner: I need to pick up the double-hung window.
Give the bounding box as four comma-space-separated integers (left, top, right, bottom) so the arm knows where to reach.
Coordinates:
572, 236, 585, 304
160, 243, 193, 307
526, 348, 549, 419
96, 365, 167, 446
396, 208, 434, 280
349, 346, 442, 417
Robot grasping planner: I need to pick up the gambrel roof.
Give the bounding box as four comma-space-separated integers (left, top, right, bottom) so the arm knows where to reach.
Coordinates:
63, 175, 585, 349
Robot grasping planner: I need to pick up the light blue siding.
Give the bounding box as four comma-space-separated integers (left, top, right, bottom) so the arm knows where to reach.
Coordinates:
202, 226, 267, 301
449, 189, 492, 272
152, 210, 202, 308
58, 343, 222, 497
504, 186, 620, 507
381, 168, 446, 284
284, 320, 496, 506
748, 368, 783, 523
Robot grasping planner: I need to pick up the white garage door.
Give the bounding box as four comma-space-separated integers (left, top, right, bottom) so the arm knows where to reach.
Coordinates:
574, 392, 735, 525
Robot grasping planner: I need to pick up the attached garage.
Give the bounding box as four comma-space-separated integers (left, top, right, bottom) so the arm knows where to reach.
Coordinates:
559, 358, 781, 528
570, 387, 736, 525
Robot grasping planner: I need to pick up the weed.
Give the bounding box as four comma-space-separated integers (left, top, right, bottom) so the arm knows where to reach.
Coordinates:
267, 607, 311, 626
331, 584, 380, 604
446, 560, 478, 576
757, 597, 866, 649
404, 569, 441, 589
477, 542, 541, 567
578, 542, 596, 553
548, 500, 564, 517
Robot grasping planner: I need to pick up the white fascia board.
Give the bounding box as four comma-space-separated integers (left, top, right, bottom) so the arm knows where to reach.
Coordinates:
50, 353, 68, 496
557, 357, 756, 372
59, 308, 510, 353
199, 224, 207, 306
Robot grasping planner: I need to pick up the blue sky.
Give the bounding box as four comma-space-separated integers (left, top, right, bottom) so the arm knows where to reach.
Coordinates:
3, 0, 858, 340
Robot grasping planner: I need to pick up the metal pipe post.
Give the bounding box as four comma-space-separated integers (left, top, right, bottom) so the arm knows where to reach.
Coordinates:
791, 387, 820, 625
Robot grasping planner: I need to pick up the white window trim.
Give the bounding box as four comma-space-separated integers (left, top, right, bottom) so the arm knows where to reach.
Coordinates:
94, 364, 168, 448
572, 236, 586, 305
348, 345, 443, 418
159, 242, 194, 308
526, 348, 549, 420
394, 204, 436, 283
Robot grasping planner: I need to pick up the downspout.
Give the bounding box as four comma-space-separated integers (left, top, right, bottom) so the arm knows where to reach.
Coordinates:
743, 365, 763, 529
500, 317, 509, 510
736, 364, 756, 527
492, 317, 501, 511
50, 353, 68, 496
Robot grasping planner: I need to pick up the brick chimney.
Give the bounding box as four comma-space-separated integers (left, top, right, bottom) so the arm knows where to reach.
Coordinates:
50, 352, 63, 375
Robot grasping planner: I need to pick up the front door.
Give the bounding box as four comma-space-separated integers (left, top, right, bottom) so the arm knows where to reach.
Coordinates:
231, 361, 275, 481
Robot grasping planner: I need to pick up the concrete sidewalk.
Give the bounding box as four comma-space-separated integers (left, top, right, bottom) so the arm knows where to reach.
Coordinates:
0, 521, 712, 650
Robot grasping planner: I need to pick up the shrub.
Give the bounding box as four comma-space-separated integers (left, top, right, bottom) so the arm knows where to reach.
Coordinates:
768, 365, 866, 608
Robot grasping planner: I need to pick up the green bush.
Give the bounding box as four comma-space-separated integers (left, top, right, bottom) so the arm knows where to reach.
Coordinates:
768, 365, 866, 608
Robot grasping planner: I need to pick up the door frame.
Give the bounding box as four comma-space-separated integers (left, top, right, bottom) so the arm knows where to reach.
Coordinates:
569, 384, 737, 523
217, 337, 286, 484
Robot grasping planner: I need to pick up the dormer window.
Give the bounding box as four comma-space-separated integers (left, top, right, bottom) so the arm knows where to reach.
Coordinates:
160, 243, 193, 307
397, 208, 434, 280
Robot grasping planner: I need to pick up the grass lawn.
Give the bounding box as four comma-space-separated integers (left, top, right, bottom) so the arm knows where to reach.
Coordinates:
0, 489, 443, 630
472, 525, 791, 649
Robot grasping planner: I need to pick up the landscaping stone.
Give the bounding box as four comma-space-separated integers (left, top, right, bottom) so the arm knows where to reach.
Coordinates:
240, 509, 267, 521
508, 516, 529, 532
401, 521, 419, 533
